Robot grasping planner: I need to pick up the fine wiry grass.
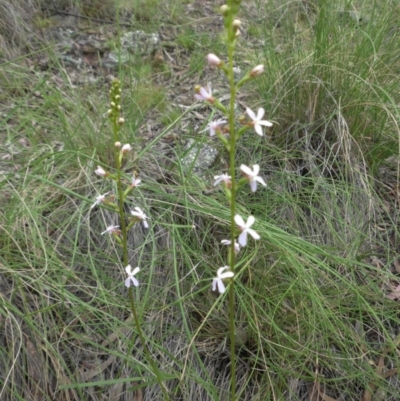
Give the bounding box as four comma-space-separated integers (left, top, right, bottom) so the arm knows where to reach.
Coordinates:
1, 0, 400, 400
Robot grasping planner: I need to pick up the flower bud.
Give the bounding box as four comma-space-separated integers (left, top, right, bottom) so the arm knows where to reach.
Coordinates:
121, 144, 132, 153
233, 19, 241, 29
115, 141, 122, 148
118, 117, 125, 125
206, 53, 222, 67
95, 166, 107, 177
249, 65, 264, 77
195, 84, 201, 94
107, 109, 112, 116
220, 5, 229, 15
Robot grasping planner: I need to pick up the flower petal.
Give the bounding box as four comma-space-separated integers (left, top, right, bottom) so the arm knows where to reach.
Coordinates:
256, 108, 265, 120
246, 215, 255, 228
250, 180, 257, 192
240, 164, 253, 176
246, 107, 257, 121
125, 277, 132, 287
217, 279, 226, 293
254, 124, 264, 136
212, 278, 218, 291
131, 277, 139, 287
125, 265, 132, 274
238, 231, 248, 247
247, 228, 260, 240
234, 214, 246, 228
220, 272, 234, 279
258, 120, 273, 127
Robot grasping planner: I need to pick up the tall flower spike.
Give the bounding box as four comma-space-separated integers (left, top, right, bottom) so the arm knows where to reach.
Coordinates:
131, 207, 149, 228
212, 266, 234, 294
125, 265, 140, 288
246, 107, 273, 136
234, 215, 260, 247
240, 164, 267, 192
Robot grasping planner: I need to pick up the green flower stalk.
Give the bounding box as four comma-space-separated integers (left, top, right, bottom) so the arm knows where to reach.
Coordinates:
195, 2, 272, 400
94, 79, 170, 400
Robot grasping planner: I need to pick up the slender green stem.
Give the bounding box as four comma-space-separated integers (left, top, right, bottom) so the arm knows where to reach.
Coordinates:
109, 81, 170, 400
226, 8, 237, 401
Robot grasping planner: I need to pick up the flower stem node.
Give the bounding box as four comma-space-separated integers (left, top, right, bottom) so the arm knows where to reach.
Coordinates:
125, 265, 140, 288
234, 215, 260, 246
212, 266, 234, 294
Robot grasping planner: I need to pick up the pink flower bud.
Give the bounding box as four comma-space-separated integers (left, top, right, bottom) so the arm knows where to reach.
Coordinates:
250, 65, 265, 77
121, 144, 132, 153
206, 54, 222, 67
95, 166, 107, 177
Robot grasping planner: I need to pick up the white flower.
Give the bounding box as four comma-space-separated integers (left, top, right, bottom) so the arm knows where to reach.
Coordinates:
131, 207, 149, 228
234, 215, 260, 247
221, 239, 240, 253
101, 225, 120, 235
246, 107, 273, 136
125, 265, 140, 288
95, 166, 107, 177
121, 144, 132, 153
131, 177, 141, 188
195, 85, 214, 102
213, 174, 231, 187
91, 192, 110, 209
212, 266, 234, 294
207, 53, 222, 67
250, 65, 264, 77
240, 164, 267, 192
201, 119, 227, 136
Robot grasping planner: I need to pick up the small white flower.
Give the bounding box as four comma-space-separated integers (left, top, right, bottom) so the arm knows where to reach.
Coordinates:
121, 144, 132, 153
131, 207, 149, 228
125, 265, 140, 288
206, 53, 222, 67
195, 85, 214, 102
131, 177, 141, 188
212, 266, 234, 294
101, 225, 120, 235
213, 174, 231, 187
234, 215, 260, 247
221, 239, 240, 253
240, 164, 267, 192
246, 107, 273, 136
250, 65, 264, 77
95, 166, 107, 177
91, 192, 110, 209
201, 119, 227, 136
